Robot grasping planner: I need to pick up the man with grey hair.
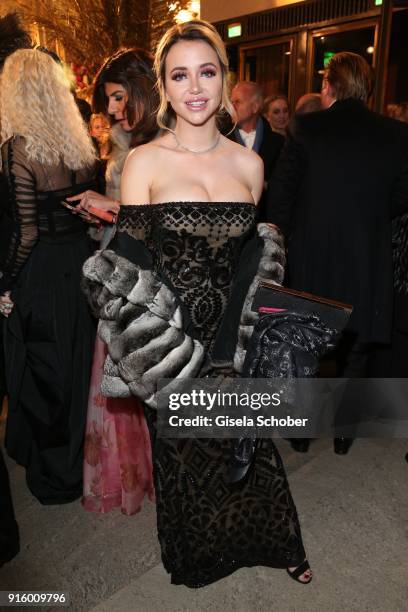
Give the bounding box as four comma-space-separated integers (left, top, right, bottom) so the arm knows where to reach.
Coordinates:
230, 81, 284, 220
267, 52, 408, 455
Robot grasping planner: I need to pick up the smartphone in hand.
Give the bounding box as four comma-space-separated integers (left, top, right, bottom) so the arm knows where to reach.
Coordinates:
61, 199, 79, 210
61, 200, 100, 226
87, 206, 117, 223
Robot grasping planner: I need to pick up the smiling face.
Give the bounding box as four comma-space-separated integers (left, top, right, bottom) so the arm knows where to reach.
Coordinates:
267, 98, 289, 131
104, 82, 132, 131
164, 39, 223, 127
90, 115, 109, 141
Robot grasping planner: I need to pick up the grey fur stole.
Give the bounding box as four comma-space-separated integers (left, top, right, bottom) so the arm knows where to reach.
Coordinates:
233, 223, 285, 373
82, 250, 204, 406
82, 223, 285, 406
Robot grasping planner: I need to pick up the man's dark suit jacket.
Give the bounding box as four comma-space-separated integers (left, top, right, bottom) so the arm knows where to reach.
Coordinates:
230, 116, 284, 221
267, 98, 408, 344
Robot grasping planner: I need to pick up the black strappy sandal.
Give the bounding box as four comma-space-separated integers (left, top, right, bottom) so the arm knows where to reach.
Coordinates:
286, 559, 313, 584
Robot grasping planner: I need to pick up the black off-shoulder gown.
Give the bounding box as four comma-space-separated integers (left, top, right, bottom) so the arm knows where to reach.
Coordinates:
109, 203, 307, 587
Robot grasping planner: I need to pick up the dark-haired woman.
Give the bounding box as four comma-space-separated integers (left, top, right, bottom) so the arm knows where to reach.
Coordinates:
71, 49, 159, 515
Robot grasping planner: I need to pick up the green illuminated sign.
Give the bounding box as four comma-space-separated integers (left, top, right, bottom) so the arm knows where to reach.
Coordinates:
323, 51, 335, 67
228, 23, 242, 38
375, 0, 383, 6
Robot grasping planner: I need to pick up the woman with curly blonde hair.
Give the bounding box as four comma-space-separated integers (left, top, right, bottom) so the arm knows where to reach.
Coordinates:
0, 48, 98, 504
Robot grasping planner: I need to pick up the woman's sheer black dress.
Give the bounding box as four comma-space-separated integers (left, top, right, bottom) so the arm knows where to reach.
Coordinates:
85, 202, 307, 587
0, 136, 96, 504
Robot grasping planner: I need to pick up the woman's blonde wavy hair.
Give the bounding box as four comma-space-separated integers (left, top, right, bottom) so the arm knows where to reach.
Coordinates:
154, 19, 235, 130
0, 49, 95, 170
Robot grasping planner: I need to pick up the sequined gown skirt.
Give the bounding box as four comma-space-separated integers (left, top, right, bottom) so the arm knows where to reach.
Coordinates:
145, 408, 305, 587
4, 232, 95, 504
82, 337, 154, 515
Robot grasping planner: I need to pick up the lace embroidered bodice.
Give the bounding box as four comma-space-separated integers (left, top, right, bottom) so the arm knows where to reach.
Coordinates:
116, 202, 257, 348
0, 136, 96, 292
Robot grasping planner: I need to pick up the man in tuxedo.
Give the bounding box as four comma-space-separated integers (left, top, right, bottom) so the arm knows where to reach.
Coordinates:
230, 81, 284, 220
267, 52, 408, 454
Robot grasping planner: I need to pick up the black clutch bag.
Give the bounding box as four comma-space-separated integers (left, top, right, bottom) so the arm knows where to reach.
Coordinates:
252, 280, 353, 332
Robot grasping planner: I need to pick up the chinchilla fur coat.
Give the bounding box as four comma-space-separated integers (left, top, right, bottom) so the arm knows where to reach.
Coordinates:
82, 223, 285, 407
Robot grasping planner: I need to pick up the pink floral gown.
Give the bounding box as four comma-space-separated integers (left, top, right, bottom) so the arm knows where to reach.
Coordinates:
82, 126, 154, 514
82, 337, 154, 515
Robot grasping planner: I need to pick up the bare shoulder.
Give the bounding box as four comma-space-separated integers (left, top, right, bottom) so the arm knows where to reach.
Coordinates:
124, 141, 157, 168
242, 147, 263, 176
124, 134, 174, 167
223, 136, 263, 172
121, 143, 157, 205
221, 136, 263, 204
122, 142, 156, 180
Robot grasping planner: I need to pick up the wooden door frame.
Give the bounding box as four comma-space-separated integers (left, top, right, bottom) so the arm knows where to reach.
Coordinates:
306, 18, 380, 96
238, 34, 297, 108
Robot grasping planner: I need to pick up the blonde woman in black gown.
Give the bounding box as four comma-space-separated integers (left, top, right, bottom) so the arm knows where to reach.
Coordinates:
0, 49, 97, 504
82, 20, 312, 586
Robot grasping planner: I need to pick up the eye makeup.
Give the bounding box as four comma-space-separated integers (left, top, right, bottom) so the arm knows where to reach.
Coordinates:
169, 62, 218, 81
201, 68, 216, 78
171, 72, 186, 81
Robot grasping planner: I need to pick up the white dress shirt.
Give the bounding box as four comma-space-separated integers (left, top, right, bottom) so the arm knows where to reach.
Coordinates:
238, 129, 256, 150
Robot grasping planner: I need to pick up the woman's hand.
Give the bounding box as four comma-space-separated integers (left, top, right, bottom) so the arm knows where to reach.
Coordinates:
0, 291, 14, 318
61, 200, 101, 226
265, 223, 281, 233
66, 191, 120, 214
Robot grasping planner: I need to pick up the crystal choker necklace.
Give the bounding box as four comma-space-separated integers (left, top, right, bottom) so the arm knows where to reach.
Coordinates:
173, 132, 221, 154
